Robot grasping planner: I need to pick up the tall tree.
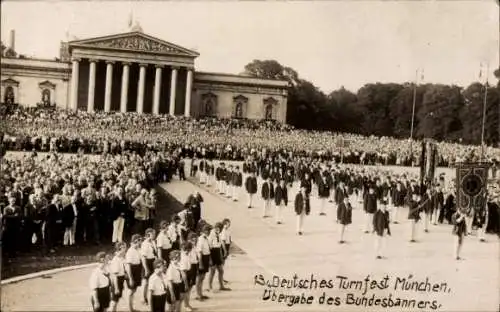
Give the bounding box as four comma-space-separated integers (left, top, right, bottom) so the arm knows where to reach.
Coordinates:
389, 84, 428, 139
243, 59, 327, 129
416, 84, 463, 141
460, 83, 500, 145
326, 87, 361, 133
355, 83, 404, 136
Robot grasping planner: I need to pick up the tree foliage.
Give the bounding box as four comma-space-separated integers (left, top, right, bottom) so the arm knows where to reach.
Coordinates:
244, 59, 500, 146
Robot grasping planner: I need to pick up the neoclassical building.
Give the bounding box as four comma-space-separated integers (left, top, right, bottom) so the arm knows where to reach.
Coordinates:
1, 29, 289, 122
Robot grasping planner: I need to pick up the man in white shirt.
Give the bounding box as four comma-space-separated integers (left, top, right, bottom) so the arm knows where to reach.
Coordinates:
141, 228, 157, 305
156, 221, 173, 266
89, 252, 111, 312
125, 234, 142, 312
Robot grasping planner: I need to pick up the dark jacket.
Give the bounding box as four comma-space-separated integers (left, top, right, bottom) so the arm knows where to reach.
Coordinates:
338, 202, 352, 225
274, 185, 288, 206
407, 199, 421, 221
62, 203, 78, 228
300, 179, 312, 195
363, 193, 377, 214
46, 203, 63, 225
373, 210, 391, 236
318, 179, 330, 198
245, 176, 258, 194
392, 188, 406, 207
335, 186, 346, 204
294, 192, 310, 215
111, 196, 129, 220
232, 172, 243, 187
261, 182, 274, 200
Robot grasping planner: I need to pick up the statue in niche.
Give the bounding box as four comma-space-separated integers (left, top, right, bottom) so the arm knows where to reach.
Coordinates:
205, 99, 213, 116
42, 89, 51, 106
235, 102, 243, 118
4, 86, 14, 104
265, 104, 273, 120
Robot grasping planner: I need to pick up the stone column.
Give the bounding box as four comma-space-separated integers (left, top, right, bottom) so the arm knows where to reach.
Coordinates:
104, 61, 114, 112
169, 66, 178, 116
152, 65, 163, 115
87, 59, 97, 113
70, 58, 80, 110
136, 63, 147, 114
184, 68, 193, 117
120, 62, 130, 113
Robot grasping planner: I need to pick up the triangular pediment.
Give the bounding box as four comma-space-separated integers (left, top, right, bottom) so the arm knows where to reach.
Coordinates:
1, 78, 19, 86
233, 94, 248, 102
69, 32, 199, 57
39, 80, 56, 89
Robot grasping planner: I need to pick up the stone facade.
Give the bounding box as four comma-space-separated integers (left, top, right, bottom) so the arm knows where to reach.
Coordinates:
1, 31, 289, 122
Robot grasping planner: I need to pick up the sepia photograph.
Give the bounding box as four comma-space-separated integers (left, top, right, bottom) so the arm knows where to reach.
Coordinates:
0, 1, 499, 311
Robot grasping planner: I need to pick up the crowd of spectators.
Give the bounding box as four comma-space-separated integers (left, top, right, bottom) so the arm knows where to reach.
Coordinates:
0, 150, 181, 256
2, 105, 499, 167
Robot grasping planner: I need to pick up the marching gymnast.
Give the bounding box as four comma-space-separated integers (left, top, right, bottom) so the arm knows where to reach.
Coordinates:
164, 250, 187, 312
141, 228, 158, 304
89, 252, 112, 312
180, 240, 196, 311
109, 242, 127, 312
208, 222, 231, 292
125, 234, 143, 312
157, 221, 173, 268
220, 218, 232, 284
147, 259, 167, 312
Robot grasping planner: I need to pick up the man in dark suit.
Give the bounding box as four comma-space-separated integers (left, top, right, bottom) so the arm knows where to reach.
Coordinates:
317, 174, 330, 216
2, 196, 21, 256
45, 194, 64, 252
97, 187, 112, 244
199, 159, 206, 184
232, 166, 243, 202
225, 165, 233, 199
373, 201, 391, 259
261, 177, 274, 218
391, 182, 406, 224
274, 180, 288, 224
408, 193, 422, 242
338, 197, 352, 243
300, 172, 312, 197
432, 185, 444, 225
294, 185, 310, 235
111, 187, 128, 243
216, 163, 226, 195
84, 192, 100, 245
363, 186, 377, 233
185, 191, 204, 230
245, 172, 258, 209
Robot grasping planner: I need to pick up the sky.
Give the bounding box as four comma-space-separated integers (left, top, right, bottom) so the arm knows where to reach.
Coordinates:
1, 1, 498, 93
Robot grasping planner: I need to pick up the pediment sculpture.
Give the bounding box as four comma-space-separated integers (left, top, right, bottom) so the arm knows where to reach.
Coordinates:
91, 35, 185, 54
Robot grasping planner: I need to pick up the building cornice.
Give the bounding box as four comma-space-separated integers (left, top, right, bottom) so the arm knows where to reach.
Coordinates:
1, 63, 71, 74
194, 78, 289, 92
194, 82, 287, 96
195, 71, 289, 88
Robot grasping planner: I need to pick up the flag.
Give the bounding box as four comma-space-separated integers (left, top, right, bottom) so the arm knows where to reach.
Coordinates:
478, 62, 483, 80
420, 69, 424, 83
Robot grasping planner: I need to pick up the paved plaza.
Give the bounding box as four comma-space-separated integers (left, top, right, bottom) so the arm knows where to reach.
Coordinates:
2, 167, 499, 312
